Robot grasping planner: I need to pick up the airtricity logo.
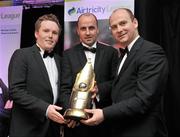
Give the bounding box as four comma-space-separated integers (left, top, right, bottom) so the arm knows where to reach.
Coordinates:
68, 7, 76, 15
68, 6, 106, 16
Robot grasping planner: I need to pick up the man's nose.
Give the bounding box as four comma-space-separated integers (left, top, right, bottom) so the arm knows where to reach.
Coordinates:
117, 25, 123, 32
85, 28, 90, 35
49, 32, 53, 37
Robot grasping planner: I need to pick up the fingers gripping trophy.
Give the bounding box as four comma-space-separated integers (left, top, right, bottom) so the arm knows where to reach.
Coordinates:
64, 59, 95, 120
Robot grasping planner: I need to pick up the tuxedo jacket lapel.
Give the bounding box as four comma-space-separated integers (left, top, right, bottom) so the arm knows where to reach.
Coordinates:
54, 54, 61, 88
31, 45, 52, 90
54, 55, 61, 73
118, 38, 144, 79
77, 44, 88, 68
94, 44, 105, 75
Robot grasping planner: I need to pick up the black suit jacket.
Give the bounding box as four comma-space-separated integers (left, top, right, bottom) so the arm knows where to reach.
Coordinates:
8, 45, 61, 137
103, 37, 168, 137
60, 42, 118, 137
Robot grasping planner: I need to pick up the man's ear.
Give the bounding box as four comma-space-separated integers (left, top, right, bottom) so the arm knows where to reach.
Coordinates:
76, 27, 80, 36
133, 18, 138, 28
34, 31, 38, 39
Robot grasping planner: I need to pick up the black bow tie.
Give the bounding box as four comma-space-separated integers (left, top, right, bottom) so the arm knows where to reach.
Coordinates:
83, 46, 96, 53
119, 47, 129, 58
43, 51, 54, 58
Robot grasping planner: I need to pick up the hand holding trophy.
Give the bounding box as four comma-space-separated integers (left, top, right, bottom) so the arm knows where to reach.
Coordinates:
64, 59, 95, 120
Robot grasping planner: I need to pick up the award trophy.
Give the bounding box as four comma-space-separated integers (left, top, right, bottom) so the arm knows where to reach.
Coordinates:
64, 59, 95, 120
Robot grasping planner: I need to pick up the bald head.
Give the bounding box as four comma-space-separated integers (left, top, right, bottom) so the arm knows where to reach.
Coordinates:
109, 8, 139, 47
77, 13, 98, 27
76, 13, 99, 46
109, 8, 134, 24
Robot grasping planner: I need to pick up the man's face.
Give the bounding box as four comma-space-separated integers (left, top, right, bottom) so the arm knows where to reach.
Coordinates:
77, 15, 99, 47
35, 20, 59, 51
110, 9, 138, 46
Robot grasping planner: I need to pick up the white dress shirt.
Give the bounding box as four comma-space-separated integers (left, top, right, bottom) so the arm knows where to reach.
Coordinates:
82, 42, 96, 68
117, 36, 140, 75
37, 44, 58, 104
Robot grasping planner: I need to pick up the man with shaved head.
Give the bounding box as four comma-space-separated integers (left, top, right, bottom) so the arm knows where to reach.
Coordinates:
81, 8, 168, 137
60, 12, 118, 137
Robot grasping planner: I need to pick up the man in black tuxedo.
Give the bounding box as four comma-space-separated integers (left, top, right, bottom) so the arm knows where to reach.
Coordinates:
82, 8, 169, 137
60, 13, 118, 137
8, 14, 65, 137
0, 78, 11, 137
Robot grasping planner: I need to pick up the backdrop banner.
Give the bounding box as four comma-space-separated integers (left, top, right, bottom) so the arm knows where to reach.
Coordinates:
0, 5, 23, 86
64, 0, 134, 50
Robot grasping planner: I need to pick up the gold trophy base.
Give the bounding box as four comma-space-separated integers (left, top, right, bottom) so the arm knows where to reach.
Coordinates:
64, 108, 89, 120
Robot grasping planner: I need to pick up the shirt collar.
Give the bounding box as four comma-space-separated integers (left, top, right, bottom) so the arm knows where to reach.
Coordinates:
82, 42, 97, 49
36, 43, 45, 54
127, 35, 140, 51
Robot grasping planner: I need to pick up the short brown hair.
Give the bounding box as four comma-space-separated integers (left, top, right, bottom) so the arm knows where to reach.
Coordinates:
35, 14, 62, 33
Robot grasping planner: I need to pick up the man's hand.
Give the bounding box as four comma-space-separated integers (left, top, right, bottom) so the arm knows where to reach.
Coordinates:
47, 105, 65, 124
80, 109, 104, 126
65, 119, 80, 128
91, 83, 98, 99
